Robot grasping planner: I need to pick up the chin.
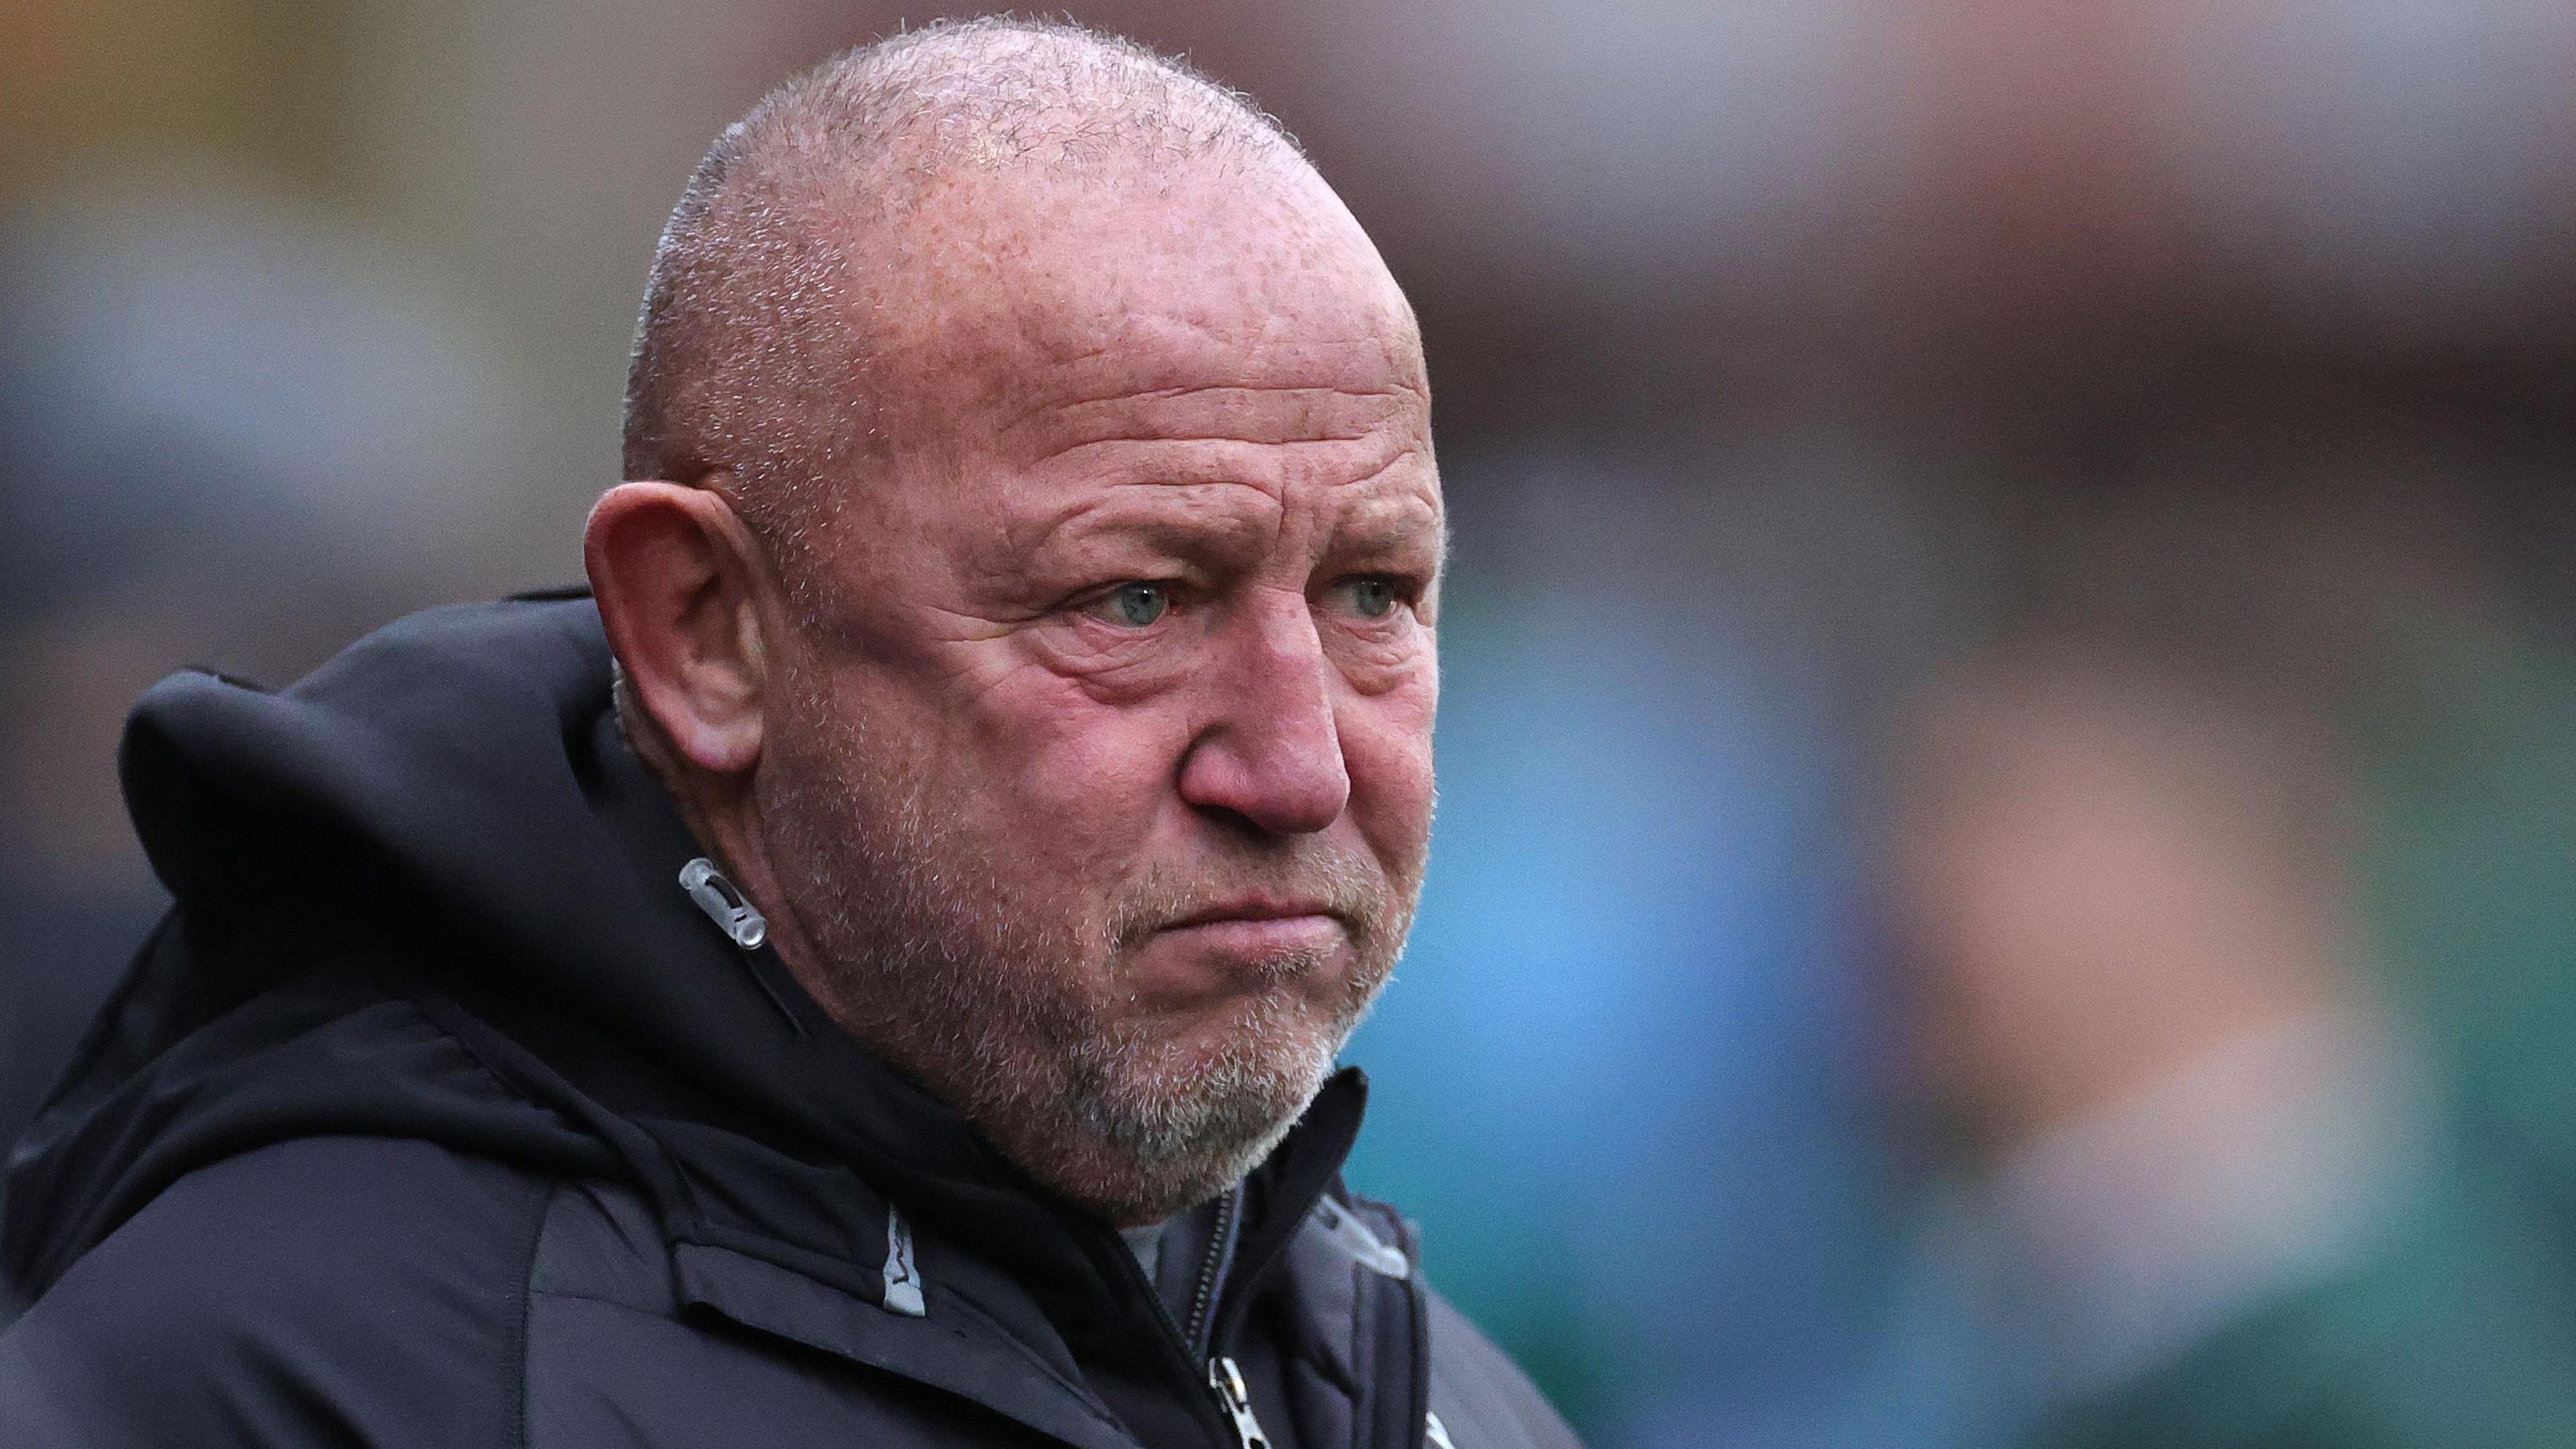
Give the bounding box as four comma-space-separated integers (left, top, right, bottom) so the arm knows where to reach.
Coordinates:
1025, 998, 1343, 1221
1075, 1114, 1306, 1226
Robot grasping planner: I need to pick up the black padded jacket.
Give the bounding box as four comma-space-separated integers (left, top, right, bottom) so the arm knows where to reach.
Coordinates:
0, 596, 1580, 1449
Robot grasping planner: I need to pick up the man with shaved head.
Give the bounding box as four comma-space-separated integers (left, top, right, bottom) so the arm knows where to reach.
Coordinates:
0, 19, 1578, 1449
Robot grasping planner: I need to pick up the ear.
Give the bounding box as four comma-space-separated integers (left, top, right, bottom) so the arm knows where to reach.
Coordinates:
584, 480, 773, 775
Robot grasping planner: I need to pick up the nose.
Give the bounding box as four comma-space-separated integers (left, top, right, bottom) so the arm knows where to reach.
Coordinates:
1176, 592, 1351, 836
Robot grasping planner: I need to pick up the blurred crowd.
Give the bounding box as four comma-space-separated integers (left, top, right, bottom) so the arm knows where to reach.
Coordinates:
6, 1, 2576, 1445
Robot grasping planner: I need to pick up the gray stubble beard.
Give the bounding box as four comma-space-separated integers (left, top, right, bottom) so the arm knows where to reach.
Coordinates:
761, 682, 1414, 1224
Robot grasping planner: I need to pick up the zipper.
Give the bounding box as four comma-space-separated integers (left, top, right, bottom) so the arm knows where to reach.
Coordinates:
1108, 1186, 1265, 1449
1208, 1355, 1275, 1449
1181, 1186, 1242, 1354
1190, 1190, 1271, 1449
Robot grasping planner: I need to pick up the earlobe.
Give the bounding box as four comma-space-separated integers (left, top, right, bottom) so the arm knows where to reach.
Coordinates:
584, 480, 772, 777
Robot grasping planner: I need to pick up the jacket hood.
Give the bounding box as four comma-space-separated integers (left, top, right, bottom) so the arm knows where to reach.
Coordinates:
3, 594, 1367, 1349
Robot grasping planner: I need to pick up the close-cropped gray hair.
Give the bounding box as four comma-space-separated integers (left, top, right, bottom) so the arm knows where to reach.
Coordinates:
621, 17, 1304, 576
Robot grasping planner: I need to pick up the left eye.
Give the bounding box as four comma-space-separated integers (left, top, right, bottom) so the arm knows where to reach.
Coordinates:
1338, 578, 1401, 620
1087, 582, 1171, 628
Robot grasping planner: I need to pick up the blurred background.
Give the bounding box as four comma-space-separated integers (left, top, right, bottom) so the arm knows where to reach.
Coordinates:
5, 2, 2576, 1445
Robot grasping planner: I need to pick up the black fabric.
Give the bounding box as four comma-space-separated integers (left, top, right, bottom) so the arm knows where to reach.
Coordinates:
0, 596, 1582, 1449
0, 877, 153, 1321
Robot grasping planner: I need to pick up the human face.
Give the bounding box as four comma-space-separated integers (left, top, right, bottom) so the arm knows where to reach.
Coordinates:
754, 160, 1440, 1222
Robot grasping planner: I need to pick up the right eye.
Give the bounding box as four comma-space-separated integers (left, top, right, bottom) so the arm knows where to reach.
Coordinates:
1083, 582, 1172, 629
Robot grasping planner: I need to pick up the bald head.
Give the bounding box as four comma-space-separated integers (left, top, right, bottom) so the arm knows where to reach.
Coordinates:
622, 18, 1324, 566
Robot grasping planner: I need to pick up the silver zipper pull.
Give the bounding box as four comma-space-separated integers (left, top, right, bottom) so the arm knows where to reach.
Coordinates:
1208, 1356, 1273, 1449
679, 857, 767, 949
879, 1203, 925, 1317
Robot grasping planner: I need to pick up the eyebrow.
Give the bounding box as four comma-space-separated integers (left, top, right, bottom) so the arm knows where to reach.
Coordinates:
1321, 490, 1444, 560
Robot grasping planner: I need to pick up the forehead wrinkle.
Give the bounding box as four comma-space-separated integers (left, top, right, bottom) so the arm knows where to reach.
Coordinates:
1040, 480, 1285, 541
996, 442, 1432, 556
1021, 428, 1428, 516
1010, 392, 1411, 466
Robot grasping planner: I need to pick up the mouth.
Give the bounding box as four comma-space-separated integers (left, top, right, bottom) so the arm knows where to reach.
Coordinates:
1151, 898, 1350, 969
1161, 898, 1340, 932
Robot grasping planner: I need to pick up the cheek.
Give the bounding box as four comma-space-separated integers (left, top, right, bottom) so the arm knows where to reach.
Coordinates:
1338, 678, 1438, 873
969, 669, 1192, 855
